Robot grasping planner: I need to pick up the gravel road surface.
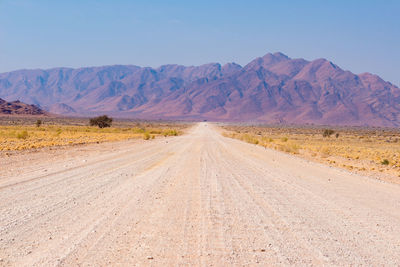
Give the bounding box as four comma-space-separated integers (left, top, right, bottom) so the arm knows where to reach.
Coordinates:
1, 123, 400, 266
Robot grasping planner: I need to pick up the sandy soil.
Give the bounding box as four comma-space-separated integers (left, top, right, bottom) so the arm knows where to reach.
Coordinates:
1, 123, 400, 266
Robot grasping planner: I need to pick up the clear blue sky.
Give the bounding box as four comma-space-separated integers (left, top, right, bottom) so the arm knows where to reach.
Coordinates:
0, 0, 399, 86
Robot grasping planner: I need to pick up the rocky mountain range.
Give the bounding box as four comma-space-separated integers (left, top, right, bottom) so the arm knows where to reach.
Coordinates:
0, 52, 399, 126
0, 98, 46, 115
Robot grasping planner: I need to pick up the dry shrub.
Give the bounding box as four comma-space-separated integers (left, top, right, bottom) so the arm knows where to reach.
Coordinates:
17, 130, 29, 139
143, 132, 150, 140
323, 129, 335, 137
320, 147, 331, 158
241, 134, 259, 144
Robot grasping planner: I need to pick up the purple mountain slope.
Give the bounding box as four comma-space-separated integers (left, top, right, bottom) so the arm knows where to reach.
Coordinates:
0, 52, 399, 126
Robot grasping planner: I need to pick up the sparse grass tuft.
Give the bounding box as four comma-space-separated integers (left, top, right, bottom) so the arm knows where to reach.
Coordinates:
163, 129, 178, 137
241, 134, 259, 144
143, 132, 150, 140
17, 130, 29, 139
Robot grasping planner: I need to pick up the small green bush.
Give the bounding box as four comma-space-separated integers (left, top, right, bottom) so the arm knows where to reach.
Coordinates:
143, 132, 150, 140
381, 159, 389, 165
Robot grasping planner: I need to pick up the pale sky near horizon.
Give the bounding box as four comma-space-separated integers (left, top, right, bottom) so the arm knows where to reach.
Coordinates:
0, 0, 399, 86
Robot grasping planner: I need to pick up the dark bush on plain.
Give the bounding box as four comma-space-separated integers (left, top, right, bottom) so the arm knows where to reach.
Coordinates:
36, 119, 42, 127
323, 129, 335, 137
381, 159, 389, 165
89, 115, 113, 128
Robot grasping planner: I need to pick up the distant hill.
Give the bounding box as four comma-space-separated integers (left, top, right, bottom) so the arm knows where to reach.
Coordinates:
48, 103, 76, 115
0, 52, 399, 126
0, 98, 47, 115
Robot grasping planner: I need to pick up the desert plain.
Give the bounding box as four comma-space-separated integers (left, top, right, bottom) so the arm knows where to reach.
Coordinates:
0, 119, 400, 266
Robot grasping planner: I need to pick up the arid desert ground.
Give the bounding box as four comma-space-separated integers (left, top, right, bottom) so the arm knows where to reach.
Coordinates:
1, 123, 400, 266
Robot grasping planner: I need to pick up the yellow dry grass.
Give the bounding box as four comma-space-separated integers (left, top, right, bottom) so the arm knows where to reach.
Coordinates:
0, 120, 185, 151
221, 125, 400, 181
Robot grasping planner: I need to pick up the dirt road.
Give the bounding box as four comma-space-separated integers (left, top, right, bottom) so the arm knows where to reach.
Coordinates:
1, 123, 400, 266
